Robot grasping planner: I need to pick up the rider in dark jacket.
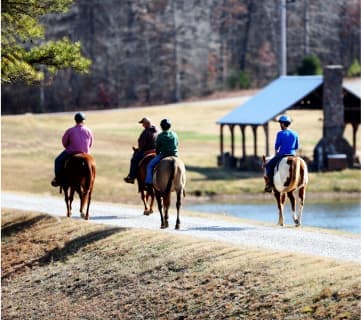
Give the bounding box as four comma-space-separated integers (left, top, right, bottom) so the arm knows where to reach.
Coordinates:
124, 117, 159, 184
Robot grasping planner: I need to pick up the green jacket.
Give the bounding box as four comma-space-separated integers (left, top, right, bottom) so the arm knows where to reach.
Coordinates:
156, 130, 178, 157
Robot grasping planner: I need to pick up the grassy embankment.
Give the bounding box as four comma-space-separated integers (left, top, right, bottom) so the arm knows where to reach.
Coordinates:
1, 97, 360, 205
2, 210, 360, 319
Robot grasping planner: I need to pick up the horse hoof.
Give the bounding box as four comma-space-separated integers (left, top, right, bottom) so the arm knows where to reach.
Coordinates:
143, 211, 149, 216
175, 224, 180, 230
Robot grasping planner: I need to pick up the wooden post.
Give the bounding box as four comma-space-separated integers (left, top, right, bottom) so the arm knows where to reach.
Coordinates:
252, 125, 258, 157
263, 123, 269, 156
352, 123, 358, 155
240, 125, 246, 159
230, 125, 235, 157
220, 124, 224, 157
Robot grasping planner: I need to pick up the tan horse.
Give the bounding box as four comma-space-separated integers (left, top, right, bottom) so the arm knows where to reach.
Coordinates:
61, 153, 96, 220
263, 155, 308, 227
153, 156, 186, 229
137, 152, 156, 215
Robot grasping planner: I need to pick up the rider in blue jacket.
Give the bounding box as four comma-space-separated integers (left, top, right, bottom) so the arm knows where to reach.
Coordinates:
264, 114, 299, 192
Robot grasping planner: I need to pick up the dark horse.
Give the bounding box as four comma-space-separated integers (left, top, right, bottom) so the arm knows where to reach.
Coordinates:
153, 156, 186, 229
60, 153, 96, 220
136, 152, 156, 215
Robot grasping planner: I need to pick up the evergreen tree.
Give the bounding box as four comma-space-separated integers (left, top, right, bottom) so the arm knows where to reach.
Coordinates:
1, 0, 91, 84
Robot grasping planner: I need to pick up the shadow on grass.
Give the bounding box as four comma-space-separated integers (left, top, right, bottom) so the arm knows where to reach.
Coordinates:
1, 214, 53, 238
2, 226, 126, 280
38, 227, 125, 265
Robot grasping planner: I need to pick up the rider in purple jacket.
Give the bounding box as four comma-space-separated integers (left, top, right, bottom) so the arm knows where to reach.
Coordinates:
51, 112, 94, 187
264, 114, 299, 192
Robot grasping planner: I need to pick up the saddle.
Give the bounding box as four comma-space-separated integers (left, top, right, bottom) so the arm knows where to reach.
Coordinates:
275, 154, 295, 171
138, 150, 156, 168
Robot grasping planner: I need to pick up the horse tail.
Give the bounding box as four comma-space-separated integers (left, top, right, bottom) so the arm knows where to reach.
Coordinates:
81, 156, 93, 192
289, 157, 301, 190
165, 158, 176, 195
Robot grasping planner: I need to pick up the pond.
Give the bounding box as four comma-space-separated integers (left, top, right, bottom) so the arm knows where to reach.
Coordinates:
184, 200, 361, 234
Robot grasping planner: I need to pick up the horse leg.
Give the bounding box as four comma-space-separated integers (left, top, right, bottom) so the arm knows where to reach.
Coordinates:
84, 190, 92, 220
287, 191, 298, 226
141, 190, 150, 215
64, 187, 71, 218
156, 193, 165, 229
79, 187, 88, 219
67, 187, 75, 218
148, 189, 155, 214
163, 193, 171, 229
274, 191, 285, 226
175, 190, 181, 230
296, 186, 306, 227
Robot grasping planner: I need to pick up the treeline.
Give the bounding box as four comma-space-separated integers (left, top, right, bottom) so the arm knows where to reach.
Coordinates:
2, 0, 360, 114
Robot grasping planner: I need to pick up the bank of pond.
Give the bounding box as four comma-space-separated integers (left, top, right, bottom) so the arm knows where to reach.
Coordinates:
184, 200, 361, 234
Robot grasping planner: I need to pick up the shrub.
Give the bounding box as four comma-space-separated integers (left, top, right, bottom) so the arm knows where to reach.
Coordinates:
346, 58, 361, 77
227, 69, 251, 89
297, 55, 322, 75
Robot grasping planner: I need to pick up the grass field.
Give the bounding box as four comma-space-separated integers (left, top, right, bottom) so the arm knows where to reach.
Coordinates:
2, 210, 360, 319
2, 95, 360, 204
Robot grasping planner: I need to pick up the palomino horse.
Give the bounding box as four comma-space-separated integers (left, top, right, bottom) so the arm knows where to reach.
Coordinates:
153, 156, 186, 229
61, 153, 96, 220
263, 155, 308, 227
137, 152, 156, 215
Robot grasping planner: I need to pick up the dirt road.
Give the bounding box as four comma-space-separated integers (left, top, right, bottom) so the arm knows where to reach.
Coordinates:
2, 191, 360, 263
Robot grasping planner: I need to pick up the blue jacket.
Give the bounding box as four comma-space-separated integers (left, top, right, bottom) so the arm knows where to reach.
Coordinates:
275, 129, 299, 156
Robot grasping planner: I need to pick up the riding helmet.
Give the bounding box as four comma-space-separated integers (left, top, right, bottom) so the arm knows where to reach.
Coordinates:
74, 112, 86, 123
160, 118, 171, 130
278, 114, 291, 124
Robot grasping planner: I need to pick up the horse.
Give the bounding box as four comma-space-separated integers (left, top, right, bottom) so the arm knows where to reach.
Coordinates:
263, 155, 308, 227
137, 152, 156, 215
60, 153, 96, 220
153, 156, 186, 229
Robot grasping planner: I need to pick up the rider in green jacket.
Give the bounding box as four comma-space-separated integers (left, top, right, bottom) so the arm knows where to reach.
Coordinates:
145, 118, 178, 187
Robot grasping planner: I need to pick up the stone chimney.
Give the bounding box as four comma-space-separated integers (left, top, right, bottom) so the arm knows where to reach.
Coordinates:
313, 65, 354, 171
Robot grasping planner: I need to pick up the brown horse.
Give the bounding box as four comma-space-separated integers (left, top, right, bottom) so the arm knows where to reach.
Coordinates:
61, 153, 96, 220
263, 155, 308, 227
153, 156, 186, 229
137, 152, 156, 215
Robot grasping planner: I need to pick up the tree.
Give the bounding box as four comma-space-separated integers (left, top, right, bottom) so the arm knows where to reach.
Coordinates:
297, 54, 322, 75
1, 0, 91, 84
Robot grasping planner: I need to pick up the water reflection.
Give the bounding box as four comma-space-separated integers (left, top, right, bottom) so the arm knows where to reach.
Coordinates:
185, 201, 361, 234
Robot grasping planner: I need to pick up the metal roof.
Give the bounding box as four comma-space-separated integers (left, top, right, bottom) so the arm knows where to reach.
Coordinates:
217, 76, 323, 126
343, 78, 361, 98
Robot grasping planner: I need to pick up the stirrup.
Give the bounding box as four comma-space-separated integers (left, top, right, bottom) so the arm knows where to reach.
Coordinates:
124, 176, 135, 184
264, 183, 273, 193
51, 178, 60, 187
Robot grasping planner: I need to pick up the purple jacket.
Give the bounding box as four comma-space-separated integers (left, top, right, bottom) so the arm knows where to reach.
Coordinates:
62, 124, 94, 154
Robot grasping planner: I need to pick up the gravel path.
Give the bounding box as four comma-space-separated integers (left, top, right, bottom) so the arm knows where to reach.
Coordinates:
2, 191, 360, 263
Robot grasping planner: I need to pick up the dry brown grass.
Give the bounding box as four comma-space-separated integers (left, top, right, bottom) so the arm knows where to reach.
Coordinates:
2, 98, 360, 205
2, 210, 360, 319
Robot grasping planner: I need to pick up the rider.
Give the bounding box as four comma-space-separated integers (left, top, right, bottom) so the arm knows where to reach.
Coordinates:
51, 112, 94, 187
124, 117, 159, 184
144, 118, 179, 189
264, 114, 299, 192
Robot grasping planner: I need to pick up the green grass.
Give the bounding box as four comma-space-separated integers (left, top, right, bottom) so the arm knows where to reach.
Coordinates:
1, 98, 360, 204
